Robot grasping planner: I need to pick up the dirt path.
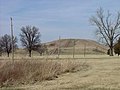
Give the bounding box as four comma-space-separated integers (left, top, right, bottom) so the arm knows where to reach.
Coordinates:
2, 58, 120, 90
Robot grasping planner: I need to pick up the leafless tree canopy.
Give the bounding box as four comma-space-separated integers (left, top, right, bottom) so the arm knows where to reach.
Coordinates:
90, 8, 120, 56
33, 44, 48, 56
0, 34, 17, 57
20, 26, 41, 57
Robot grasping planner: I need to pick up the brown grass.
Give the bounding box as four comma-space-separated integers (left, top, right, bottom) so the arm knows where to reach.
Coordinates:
46, 39, 108, 53
0, 59, 85, 87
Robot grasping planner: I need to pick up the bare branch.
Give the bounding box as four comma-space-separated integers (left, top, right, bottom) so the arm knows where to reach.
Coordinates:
20, 26, 41, 57
90, 8, 120, 56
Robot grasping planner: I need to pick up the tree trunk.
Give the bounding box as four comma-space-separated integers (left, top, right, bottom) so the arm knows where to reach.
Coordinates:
109, 47, 114, 56
0, 52, 2, 56
39, 52, 42, 56
118, 53, 120, 56
7, 52, 9, 57
29, 50, 32, 57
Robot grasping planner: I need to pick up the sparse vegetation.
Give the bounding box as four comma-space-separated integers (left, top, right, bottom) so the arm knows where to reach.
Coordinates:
0, 59, 86, 87
0, 56, 120, 90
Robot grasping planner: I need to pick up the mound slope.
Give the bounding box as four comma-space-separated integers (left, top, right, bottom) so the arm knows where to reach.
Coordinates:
45, 39, 108, 54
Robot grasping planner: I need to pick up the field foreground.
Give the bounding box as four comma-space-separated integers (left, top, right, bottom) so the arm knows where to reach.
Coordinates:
1, 56, 120, 90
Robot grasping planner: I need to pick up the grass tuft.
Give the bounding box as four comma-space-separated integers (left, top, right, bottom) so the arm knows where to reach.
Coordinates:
0, 60, 86, 87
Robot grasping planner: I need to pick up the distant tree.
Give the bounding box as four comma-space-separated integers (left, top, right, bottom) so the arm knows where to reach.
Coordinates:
114, 38, 120, 56
20, 26, 41, 57
0, 34, 17, 57
90, 8, 120, 56
33, 44, 48, 56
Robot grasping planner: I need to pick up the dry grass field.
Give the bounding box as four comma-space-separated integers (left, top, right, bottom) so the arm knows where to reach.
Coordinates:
0, 55, 120, 90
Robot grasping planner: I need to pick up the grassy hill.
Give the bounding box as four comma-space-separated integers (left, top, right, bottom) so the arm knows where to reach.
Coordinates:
0, 39, 108, 58
45, 39, 108, 55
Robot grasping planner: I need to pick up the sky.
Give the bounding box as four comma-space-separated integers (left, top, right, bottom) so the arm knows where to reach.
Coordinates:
0, 0, 120, 45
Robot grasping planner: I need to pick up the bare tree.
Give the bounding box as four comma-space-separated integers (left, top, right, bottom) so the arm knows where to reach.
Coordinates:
20, 26, 41, 57
33, 44, 48, 56
90, 8, 120, 56
0, 34, 17, 57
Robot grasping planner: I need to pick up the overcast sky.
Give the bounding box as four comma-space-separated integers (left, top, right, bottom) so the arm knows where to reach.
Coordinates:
0, 0, 120, 44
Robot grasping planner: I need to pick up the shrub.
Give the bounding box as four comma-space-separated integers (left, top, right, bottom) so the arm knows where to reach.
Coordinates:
0, 60, 87, 87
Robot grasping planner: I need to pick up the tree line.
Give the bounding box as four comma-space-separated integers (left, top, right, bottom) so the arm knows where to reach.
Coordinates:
0, 26, 47, 57
0, 8, 120, 57
0, 25, 120, 57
